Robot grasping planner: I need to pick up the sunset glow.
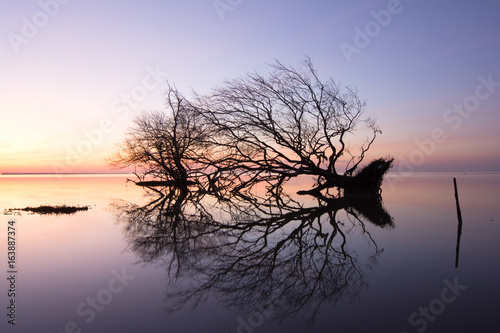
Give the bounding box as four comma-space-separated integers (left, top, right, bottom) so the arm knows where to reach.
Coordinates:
1, 1, 499, 174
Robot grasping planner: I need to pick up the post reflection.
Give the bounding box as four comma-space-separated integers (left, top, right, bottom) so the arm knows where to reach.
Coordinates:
112, 184, 394, 323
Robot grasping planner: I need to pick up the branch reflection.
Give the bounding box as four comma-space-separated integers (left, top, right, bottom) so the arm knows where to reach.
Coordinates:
112, 185, 394, 322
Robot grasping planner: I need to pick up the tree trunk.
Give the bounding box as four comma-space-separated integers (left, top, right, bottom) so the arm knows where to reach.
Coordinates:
298, 157, 394, 197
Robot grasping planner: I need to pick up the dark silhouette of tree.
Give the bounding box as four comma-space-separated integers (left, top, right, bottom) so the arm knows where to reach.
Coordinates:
113, 184, 393, 323
108, 85, 212, 188
109, 60, 396, 326
110, 58, 393, 196
198, 58, 393, 195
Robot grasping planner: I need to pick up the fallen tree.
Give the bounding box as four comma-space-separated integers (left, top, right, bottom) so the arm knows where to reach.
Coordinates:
110, 58, 393, 196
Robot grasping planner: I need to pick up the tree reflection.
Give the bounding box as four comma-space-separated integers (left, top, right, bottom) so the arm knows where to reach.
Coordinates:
112, 184, 393, 323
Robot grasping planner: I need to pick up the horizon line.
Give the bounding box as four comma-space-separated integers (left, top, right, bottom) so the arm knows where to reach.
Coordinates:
0, 172, 133, 175
2, 171, 499, 176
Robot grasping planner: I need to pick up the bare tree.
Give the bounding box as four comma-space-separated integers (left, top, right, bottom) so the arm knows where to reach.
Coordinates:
108, 85, 212, 187
110, 59, 393, 195
197, 57, 393, 195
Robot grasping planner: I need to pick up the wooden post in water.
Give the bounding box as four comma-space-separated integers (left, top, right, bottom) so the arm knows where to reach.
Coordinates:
454, 177, 463, 268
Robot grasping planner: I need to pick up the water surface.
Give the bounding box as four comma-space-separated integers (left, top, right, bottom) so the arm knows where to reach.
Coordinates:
1, 173, 498, 333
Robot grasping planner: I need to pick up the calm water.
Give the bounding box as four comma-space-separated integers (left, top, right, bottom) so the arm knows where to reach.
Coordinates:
1, 173, 499, 333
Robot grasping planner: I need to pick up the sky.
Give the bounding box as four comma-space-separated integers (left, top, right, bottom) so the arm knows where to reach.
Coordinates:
1, 0, 499, 174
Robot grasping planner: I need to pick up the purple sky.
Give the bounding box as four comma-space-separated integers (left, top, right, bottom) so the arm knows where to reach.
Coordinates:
1, 0, 499, 173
